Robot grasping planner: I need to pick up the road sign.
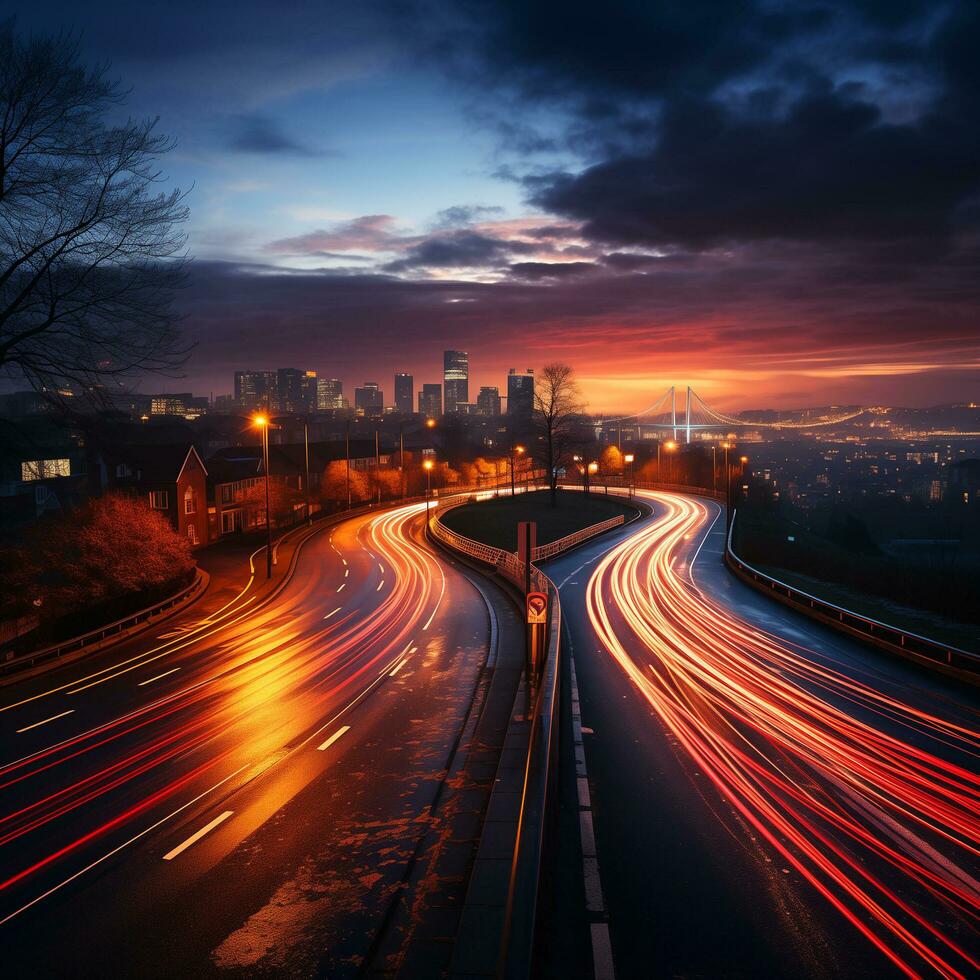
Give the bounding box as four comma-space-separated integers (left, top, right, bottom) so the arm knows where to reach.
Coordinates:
526, 590, 548, 625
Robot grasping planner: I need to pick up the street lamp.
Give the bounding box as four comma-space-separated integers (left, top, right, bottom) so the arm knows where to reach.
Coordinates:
253, 414, 273, 578
664, 439, 677, 484
423, 459, 434, 516
511, 444, 525, 496
624, 453, 634, 498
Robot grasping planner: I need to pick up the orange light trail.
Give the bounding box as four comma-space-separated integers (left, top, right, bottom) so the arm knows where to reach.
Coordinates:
586, 491, 979, 979
0, 500, 447, 922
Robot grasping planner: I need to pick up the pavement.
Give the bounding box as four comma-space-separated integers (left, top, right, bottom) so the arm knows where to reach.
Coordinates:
536, 489, 979, 980
0, 501, 522, 978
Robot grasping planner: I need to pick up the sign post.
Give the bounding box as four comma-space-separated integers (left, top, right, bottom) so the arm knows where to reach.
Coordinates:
517, 521, 538, 681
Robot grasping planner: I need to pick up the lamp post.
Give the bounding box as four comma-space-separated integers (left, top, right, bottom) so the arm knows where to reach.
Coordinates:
665, 439, 676, 484
511, 443, 525, 496
345, 417, 352, 510
587, 460, 598, 497
253, 414, 273, 578
721, 441, 733, 533
712, 445, 717, 496
624, 453, 634, 499
423, 459, 434, 517
375, 426, 382, 505
303, 418, 311, 526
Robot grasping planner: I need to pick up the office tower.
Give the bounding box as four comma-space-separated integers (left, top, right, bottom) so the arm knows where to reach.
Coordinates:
301, 370, 318, 412
276, 367, 311, 413
443, 350, 468, 414
354, 381, 384, 417
507, 368, 534, 419
394, 373, 414, 415
418, 383, 442, 419
316, 378, 344, 411
476, 386, 501, 416
234, 370, 277, 411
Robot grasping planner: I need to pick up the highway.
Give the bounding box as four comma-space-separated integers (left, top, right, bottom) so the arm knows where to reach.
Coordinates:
545, 489, 979, 980
0, 500, 513, 977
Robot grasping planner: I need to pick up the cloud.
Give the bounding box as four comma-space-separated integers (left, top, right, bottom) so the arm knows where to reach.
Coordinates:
431, 204, 505, 228
226, 114, 332, 157
265, 215, 400, 255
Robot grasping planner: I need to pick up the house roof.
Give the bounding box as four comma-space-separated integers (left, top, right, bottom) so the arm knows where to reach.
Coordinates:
106, 443, 206, 483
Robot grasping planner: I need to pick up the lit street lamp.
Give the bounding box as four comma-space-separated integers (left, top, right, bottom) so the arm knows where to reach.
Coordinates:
624, 453, 634, 498
253, 414, 273, 578
511, 443, 525, 496
664, 439, 677, 484
423, 459, 434, 516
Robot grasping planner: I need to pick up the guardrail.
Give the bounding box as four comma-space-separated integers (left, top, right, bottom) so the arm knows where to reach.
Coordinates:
1, 570, 206, 677
725, 510, 980, 682
428, 489, 631, 976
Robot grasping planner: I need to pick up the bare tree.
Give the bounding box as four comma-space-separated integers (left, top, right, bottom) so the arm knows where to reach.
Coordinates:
533, 361, 588, 506
0, 21, 190, 404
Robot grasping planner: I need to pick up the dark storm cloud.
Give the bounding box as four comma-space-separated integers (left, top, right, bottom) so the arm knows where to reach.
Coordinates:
382, 230, 536, 272
417, 0, 980, 255
227, 114, 329, 156
507, 261, 598, 280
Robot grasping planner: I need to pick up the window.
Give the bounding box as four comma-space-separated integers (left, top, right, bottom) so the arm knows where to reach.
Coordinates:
149, 490, 169, 509
115, 463, 131, 478
187, 524, 198, 545
21, 458, 70, 481
220, 484, 234, 504
184, 488, 196, 514
221, 511, 237, 534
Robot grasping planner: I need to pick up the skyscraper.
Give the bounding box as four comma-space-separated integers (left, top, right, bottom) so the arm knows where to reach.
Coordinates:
234, 370, 276, 411
507, 368, 534, 420
316, 378, 344, 411
394, 373, 414, 415
277, 367, 310, 413
418, 383, 442, 419
354, 382, 384, 417
443, 350, 468, 414
476, 386, 501, 416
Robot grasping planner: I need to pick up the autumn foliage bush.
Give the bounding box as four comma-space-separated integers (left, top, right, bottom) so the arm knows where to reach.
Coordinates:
0, 493, 194, 626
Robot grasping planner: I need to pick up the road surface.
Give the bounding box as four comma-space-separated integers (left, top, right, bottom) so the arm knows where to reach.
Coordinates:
542, 489, 978, 979
0, 501, 516, 977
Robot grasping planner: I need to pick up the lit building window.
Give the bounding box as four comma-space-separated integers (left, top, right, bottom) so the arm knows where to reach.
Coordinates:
21, 458, 70, 481
184, 488, 196, 514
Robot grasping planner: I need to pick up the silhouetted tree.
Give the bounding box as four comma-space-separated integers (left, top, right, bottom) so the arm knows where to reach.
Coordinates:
534, 362, 587, 506
0, 22, 189, 403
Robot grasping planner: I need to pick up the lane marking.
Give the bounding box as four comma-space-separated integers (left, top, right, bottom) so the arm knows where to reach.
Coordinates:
324, 607, 342, 619
0, 763, 250, 926
376, 580, 384, 591
378, 563, 385, 574
16, 710, 75, 734
336, 583, 346, 593
162, 810, 234, 861
389, 659, 407, 677
316, 725, 351, 752
344, 568, 349, 578
137, 668, 181, 687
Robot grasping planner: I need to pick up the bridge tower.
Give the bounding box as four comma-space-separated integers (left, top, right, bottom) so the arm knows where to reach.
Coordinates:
686, 385, 692, 444
671, 386, 677, 441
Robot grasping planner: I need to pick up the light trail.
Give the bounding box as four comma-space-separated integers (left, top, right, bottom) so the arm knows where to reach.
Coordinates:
0, 500, 447, 924
586, 491, 979, 979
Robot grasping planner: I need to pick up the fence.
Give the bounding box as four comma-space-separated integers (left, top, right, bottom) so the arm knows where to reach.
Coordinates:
725, 510, 980, 682
1, 571, 206, 677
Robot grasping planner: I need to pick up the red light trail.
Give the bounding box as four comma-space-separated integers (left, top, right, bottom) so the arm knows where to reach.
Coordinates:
0, 501, 444, 924
586, 491, 979, 979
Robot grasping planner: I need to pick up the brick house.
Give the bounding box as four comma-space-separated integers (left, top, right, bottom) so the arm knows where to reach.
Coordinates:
100, 443, 209, 548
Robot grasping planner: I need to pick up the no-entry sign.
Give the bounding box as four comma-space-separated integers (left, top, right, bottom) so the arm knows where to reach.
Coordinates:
526, 590, 548, 624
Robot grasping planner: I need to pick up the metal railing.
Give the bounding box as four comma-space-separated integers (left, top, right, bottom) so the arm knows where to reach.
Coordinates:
1, 571, 206, 676
725, 510, 980, 681
531, 514, 625, 561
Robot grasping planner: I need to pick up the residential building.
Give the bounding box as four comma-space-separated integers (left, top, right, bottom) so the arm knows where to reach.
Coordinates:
443, 350, 468, 413
476, 386, 501, 416
103, 444, 209, 548
234, 370, 276, 412
507, 368, 535, 419
394, 373, 414, 415
316, 378, 344, 411
418, 383, 442, 419
354, 382, 384, 417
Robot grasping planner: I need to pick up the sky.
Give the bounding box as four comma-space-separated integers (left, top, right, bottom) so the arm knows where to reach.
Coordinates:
18, 0, 980, 411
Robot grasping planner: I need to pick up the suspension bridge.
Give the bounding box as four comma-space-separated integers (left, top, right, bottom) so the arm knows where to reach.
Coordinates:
597, 386, 866, 443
